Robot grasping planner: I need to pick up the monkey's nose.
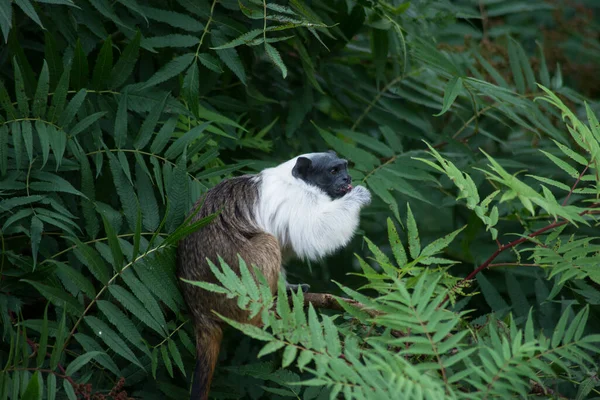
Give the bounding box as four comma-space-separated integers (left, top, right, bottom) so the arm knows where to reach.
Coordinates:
343, 176, 351, 184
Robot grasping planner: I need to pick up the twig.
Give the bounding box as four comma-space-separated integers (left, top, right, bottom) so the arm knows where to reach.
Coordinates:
301, 292, 381, 318
444, 203, 600, 303
562, 163, 590, 206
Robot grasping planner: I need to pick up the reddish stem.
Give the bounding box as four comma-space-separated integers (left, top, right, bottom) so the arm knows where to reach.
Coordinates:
562, 163, 590, 206
444, 204, 600, 304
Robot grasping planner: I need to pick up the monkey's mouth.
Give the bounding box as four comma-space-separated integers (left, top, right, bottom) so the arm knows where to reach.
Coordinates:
339, 184, 353, 194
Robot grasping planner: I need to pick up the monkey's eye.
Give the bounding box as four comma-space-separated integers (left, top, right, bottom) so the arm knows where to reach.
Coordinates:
330, 167, 339, 175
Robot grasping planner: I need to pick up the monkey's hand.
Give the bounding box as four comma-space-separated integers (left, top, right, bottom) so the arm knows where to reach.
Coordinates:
286, 282, 310, 294
347, 185, 372, 206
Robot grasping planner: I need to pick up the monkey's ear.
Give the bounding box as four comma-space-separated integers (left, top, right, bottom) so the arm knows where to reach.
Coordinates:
292, 157, 312, 179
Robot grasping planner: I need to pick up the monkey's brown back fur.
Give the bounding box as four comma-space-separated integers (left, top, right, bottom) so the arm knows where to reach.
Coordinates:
177, 176, 280, 400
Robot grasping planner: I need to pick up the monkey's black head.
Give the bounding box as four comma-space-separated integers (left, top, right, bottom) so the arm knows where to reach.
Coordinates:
291, 151, 352, 199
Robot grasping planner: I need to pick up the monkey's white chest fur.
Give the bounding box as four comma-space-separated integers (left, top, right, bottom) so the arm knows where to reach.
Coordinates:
253, 155, 371, 261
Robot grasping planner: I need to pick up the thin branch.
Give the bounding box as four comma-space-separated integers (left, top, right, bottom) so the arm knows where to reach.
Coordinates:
445, 203, 600, 303
562, 162, 590, 206
302, 292, 381, 318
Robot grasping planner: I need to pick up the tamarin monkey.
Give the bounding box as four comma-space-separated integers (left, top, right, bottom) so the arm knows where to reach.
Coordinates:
177, 151, 371, 399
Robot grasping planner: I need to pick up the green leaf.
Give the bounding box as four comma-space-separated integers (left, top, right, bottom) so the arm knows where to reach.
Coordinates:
108, 284, 166, 336
114, 92, 128, 148
183, 61, 200, 117
134, 93, 168, 149
84, 316, 144, 368
258, 341, 285, 358
71, 39, 89, 90
69, 111, 106, 137
216, 313, 275, 341
434, 76, 463, 116
47, 374, 56, 400
507, 38, 525, 93
142, 53, 195, 89
420, 226, 465, 258
161, 343, 173, 377
65, 351, 106, 376
30, 216, 43, 268
58, 89, 87, 127
92, 36, 113, 89
150, 116, 177, 154
48, 65, 70, 123
15, 0, 43, 28
110, 31, 141, 89
36, 303, 49, 367
406, 203, 420, 259
387, 218, 407, 266
168, 339, 186, 377
0, 80, 17, 119
198, 53, 223, 73
107, 150, 139, 230
97, 300, 146, 352
143, 34, 199, 49
89, 0, 130, 31
212, 30, 247, 85
21, 370, 42, 400
101, 215, 124, 270
47, 126, 67, 170
0, 0, 12, 43
22, 280, 83, 315
32, 61, 49, 118
0, 124, 7, 175
22, 120, 33, 162
264, 43, 288, 78
139, 6, 203, 32
281, 345, 297, 368
71, 238, 110, 284
30, 171, 86, 197
13, 59, 30, 116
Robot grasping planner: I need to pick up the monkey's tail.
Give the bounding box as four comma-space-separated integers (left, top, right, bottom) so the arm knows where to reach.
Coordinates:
190, 321, 223, 400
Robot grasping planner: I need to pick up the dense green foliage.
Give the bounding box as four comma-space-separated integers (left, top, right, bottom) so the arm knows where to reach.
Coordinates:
1, 0, 600, 399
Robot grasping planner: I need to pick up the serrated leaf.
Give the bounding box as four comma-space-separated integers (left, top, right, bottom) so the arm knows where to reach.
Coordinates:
198, 53, 223, 73
406, 203, 420, 259
71, 39, 89, 90
97, 300, 146, 352
168, 339, 186, 377
281, 345, 297, 368
114, 92, 128, 148
142, 53, 195, 89
507, 38, 525, 93
110, 31, 141, 89
65, 351, 105, 376
22, 280, 84, 315
58, 89, 86, 127
30, 216, 43, 268
71, 238, 109, 284
108, 284, 166, 336
258, 341, 285, 358
0, 0, 12, 43
134, 93, 168, 149
13, 59, 29, 116
21, 120, 33, 162
212, 30, 247, 85
21, 370, 42, 400
264, 43, 287, 78
84, 316, 144, 368
32, 61, 49, 118
92, 36, 113, 89
69, 111, 106, 138
434, 76, 463, 116
183, 61, 200, 117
